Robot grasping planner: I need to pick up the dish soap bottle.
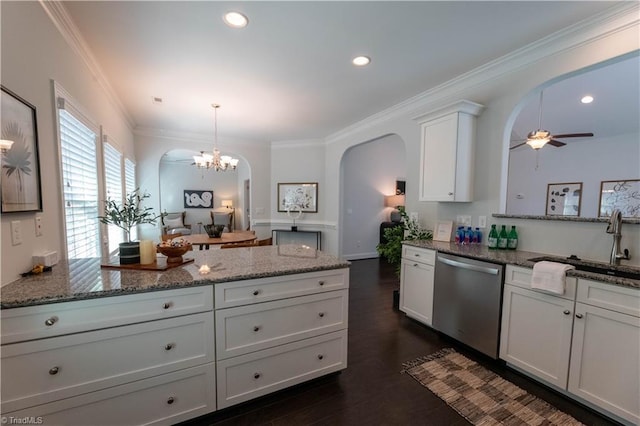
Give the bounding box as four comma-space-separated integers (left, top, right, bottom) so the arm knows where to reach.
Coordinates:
498, 225, 509, 249
507, 225, 518, 250
487, 224, 498, 250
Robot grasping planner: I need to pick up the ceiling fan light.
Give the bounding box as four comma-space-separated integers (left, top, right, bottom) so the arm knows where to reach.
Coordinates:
526, 139, 549, 150
526, 129, 551, 150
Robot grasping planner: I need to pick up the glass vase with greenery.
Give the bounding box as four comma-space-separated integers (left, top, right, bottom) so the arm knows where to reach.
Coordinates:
376, 206, 432, 276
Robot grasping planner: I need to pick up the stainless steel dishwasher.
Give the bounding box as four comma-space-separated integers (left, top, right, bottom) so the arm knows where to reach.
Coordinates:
432, 252, 504, 359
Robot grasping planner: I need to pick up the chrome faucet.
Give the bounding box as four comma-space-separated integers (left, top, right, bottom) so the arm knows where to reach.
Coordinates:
606, 209, 630, 265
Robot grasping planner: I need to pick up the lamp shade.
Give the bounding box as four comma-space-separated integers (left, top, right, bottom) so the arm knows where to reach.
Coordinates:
221, 199, 233, 208
384, 194, 405, 208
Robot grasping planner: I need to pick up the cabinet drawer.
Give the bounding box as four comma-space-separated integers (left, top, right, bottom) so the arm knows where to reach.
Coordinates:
577, 279, 640, 317
217, 329, 347, 409
215, 269, 348, 309
4, 363, 216, 426
1, 312, 214, 412
505, 265, 576, 300
216, 290, 348, 360
402, 246, 435, 265
1, 286, 213, 344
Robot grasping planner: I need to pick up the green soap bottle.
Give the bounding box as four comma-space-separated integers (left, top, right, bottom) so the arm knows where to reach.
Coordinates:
497, 225, 509, 249
487, 224, 498, 250
507, 225, 518, 250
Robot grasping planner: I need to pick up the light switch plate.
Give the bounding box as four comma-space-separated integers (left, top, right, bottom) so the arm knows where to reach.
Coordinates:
478, 216, 487, 228
11, 220, 23, 245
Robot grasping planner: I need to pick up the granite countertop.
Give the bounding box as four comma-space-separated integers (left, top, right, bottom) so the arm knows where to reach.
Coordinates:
404, 240, 640, 289
0, 245, 350, 309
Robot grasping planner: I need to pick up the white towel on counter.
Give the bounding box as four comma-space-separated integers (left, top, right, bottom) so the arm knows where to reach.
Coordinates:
531, 261, 575, 295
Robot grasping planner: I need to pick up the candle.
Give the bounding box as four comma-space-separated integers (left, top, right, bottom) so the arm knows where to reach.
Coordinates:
199, 264, 210, 275
139, 240, 155, 265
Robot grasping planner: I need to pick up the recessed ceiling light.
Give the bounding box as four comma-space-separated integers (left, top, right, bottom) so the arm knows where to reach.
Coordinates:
581, 95, 594, 104
224, 11, 249, 28
352, 56, 371, 66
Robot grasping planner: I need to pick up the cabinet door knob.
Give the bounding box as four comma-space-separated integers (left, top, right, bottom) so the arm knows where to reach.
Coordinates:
448, 192, 454, 196
167, 396, 175, 405
254, 373, 261, 379
165, 343, 175, 351
318, 280, 325, 286
563, 310, 571, 315
45, 316, 58, 326
413, 263, 419, 267
253, 325, 261, 332
317, 354, 324, 360
575, 313, 583, 319
318, 312, 325, 318
252, 289, 260, 296
163, 302, 172, 310
49, 366, 59, 375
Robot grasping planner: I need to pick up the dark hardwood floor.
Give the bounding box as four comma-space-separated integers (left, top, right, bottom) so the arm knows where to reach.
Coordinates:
183, 258, 619, 426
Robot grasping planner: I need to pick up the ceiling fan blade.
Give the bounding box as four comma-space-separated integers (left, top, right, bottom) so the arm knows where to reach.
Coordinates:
547, 139, 566, 147
551, 132, 594, 138
509, 142, 527, 150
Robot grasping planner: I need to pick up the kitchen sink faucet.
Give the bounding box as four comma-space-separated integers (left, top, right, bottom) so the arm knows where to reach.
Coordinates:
606, 209, 631, 265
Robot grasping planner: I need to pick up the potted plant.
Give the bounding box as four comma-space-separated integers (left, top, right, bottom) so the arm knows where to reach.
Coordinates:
99, 188, 164, 264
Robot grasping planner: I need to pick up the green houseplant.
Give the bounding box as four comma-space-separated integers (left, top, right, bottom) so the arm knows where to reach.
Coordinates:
99, 188, 164, 264
376, 206, 432, 276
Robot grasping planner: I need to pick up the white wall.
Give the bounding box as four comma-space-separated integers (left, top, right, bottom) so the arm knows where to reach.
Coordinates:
341, 134, 406, 259
1, 2, 135, 284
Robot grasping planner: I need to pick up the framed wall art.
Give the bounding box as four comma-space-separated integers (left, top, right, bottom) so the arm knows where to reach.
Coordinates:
277, 182, 318, 213
598, 179, 640, 218
183, 189, 213, 209
1, 86, 42, 213
546, 182, 582, 216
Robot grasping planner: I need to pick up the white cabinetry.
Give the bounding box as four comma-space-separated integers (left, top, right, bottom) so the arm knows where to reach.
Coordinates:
400, 246, 435, 326
500, 266, 639, 425
414, 100, 484, 202
1, 286, 216, 425
215, 268, 349, 409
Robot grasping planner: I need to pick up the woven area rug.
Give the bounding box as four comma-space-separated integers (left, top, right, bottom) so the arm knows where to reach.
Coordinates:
402, 348, 583, 426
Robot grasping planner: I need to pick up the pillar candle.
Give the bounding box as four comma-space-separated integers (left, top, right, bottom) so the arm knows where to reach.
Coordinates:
139, 240, 155, 264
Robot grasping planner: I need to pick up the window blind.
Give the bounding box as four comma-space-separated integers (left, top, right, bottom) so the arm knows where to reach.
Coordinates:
103, 141, 124, 253
124, 158, 137, 241
59, 108, 100, 259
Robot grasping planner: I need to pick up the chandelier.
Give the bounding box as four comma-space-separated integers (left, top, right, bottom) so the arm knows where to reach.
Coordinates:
193, 104, 239, 171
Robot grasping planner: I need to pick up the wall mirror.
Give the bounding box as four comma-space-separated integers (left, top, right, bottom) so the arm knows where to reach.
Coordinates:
159, 149, 247, 233
505, 54, 639, 220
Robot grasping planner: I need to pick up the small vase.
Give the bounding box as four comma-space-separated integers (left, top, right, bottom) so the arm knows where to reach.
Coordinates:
119, 241, 140, 265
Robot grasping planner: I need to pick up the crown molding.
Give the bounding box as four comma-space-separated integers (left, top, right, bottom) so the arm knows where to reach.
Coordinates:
133, 126, 266, 147
271, 139, 326, 149
325, 2, 639, 145
39, 0, 135, 130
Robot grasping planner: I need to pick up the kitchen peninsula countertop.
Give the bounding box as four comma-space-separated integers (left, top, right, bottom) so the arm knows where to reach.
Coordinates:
0, 245, 350, 309
404, 240, 640, 289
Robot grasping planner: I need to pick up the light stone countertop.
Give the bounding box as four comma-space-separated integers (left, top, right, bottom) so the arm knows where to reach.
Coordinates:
403, 240, 640, 289
0, 245, 350, 309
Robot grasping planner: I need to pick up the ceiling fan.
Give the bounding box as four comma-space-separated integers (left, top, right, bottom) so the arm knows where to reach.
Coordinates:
510, 91, 594, 150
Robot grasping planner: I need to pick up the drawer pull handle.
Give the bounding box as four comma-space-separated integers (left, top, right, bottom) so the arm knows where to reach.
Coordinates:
165, 343, 175, 351
318, 280, 325, 286
253, 326, 261, 332
317, 354, 324, 360
49, 366, 59, 375
45, 316, 58, 326
318, 312, 325, 318
414, 253, 420, 257
163, 302, 172, 310
575, 313, 583, 319
167, 397, 175, 405
413, 263, 419, 267
254, 373, 261, 379
252, 289, 260, 296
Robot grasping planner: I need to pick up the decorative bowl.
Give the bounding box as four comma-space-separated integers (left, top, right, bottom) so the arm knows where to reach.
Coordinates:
156, 242, 192, 264
204, 224, 225, 238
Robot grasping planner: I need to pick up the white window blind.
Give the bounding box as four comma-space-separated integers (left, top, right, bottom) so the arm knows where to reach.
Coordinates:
124, 158, 137, 241
59, 107, 100, 259
103, 141, 124, 253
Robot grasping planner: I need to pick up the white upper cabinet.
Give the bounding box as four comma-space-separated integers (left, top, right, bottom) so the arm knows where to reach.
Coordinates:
415, 100, 484, 202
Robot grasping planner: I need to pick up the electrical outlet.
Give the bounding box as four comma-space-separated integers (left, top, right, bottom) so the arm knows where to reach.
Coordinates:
35, 216, 43, 236
11, 220, 23, 245
255, 207, 265, 216
478, 216, 487, 229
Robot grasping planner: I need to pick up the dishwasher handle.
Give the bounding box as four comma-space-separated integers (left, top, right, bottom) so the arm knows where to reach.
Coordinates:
437, 256, 500, 275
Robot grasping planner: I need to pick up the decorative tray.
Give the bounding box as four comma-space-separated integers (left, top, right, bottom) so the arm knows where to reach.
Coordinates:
100, 257, 194, 271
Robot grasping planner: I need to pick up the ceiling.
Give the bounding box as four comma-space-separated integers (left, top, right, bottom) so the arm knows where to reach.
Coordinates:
61, 1, 625, 143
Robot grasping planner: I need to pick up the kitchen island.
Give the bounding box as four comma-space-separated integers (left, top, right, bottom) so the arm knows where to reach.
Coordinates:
1, 245, 350, 425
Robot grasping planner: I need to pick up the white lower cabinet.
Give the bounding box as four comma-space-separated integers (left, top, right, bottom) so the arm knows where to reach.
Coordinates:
400, 246, 435, 326
500, 267, 639, 425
